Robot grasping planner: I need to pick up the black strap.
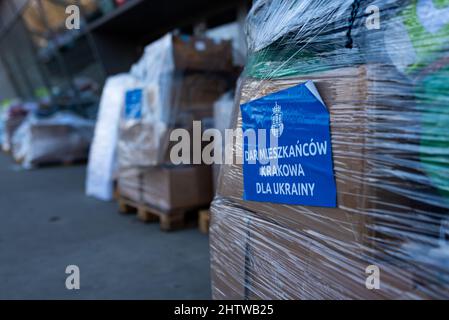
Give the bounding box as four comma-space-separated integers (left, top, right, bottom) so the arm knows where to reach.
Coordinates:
346, 0, 362, 49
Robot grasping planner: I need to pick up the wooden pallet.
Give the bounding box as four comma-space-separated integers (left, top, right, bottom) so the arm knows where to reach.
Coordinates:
118, 195, 205, 231
32, 158, 87, 168
198, 209, 210, 234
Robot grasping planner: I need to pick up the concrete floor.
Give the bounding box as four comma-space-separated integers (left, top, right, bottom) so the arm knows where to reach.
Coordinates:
0, 153, 211, 299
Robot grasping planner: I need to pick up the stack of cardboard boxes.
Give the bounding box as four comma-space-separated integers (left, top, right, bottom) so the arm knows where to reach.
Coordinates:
210, 0, 449, 299
117, 34, 235, 222
211, 66, 428, 299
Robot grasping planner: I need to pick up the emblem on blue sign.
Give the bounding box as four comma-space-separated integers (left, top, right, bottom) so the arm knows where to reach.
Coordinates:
270, 102, 284, 138
125, 88, 143, 120
240, 81, 337, 207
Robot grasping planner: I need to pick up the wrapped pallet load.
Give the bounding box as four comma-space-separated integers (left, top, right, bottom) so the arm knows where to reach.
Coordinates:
12, 112, 94, 168
117, 33, 235, 230
210, 0, 449, 299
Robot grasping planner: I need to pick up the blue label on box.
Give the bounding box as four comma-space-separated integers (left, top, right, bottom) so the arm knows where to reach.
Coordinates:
125, 89, 143, 119
240, 81, 337, 207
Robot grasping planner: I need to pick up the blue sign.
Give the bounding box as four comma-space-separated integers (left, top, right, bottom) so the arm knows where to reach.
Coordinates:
125, 89, 143, 119
240, 81, 337, 207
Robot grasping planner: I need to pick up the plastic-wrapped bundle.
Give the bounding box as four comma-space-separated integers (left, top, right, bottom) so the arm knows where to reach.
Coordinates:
86, 74, 138, 201
116, 33, 234, 215
12, 112, 94, 168
210, 0, 449, 299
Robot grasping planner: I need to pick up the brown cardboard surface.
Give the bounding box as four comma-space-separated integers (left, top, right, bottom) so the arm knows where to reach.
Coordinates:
172, 35, 233, 72
211, 198, 422, 300
210, 65, 424, 299
119, 165, 213, 211
216, 66, 373, 244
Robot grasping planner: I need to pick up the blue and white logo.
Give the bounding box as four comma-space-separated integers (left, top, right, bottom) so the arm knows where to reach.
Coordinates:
270, 102, 284, 138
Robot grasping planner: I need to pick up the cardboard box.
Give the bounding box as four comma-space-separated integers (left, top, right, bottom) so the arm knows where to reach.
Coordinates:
210, 198, 425, 300
216, 66, 376, 243
169, 73, 229, 120
172, 35, 233, 72
119, 165, 213, 211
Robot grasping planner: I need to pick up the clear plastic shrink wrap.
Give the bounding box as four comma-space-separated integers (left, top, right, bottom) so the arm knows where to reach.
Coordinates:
117, 33, 234, 209
1, 102, 35, 153
210, 0, 449, 299
118, 33, 233, 167
12, 112, 94, 168
86, 74, 138, 201
213, 91, 237, 189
